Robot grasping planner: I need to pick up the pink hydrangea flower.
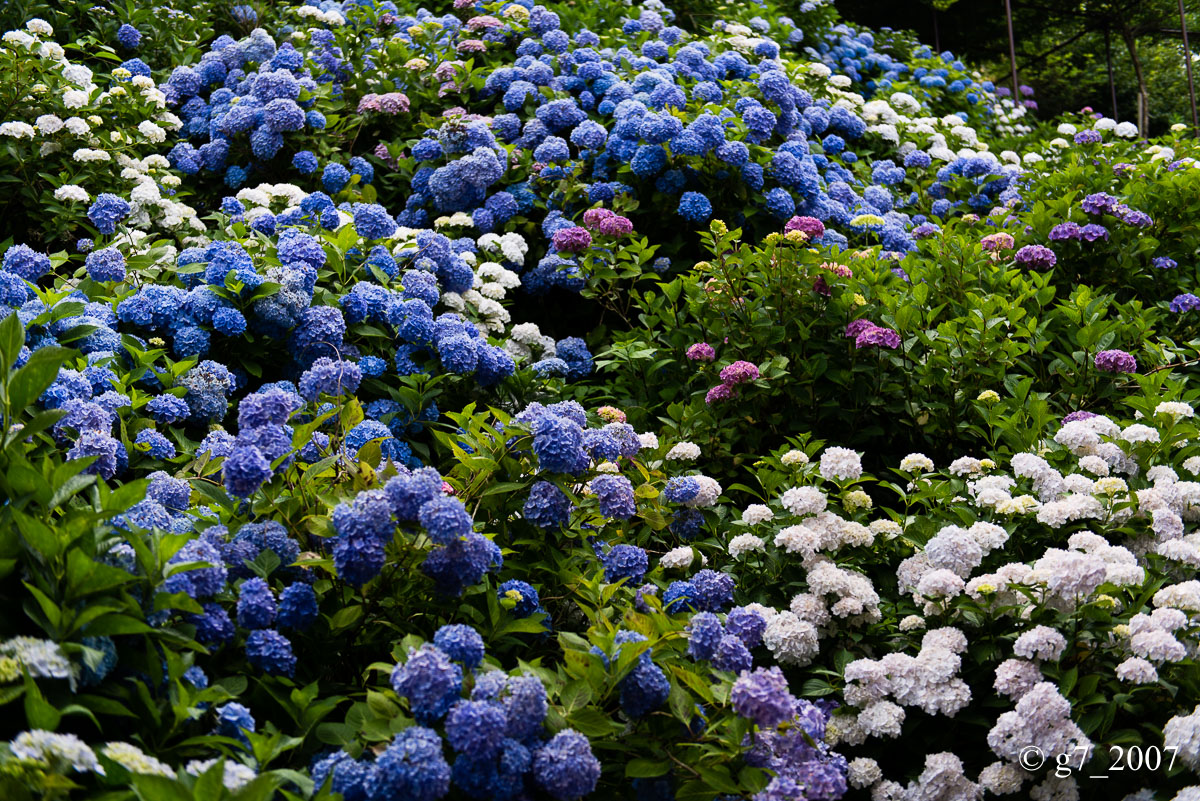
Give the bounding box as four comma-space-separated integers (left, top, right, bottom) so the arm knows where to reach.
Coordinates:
705, 384, 735, 404
552, 226, 592, 253
785, 216, 825, 239
719, 361, 759, 385
686, 343, 716, 362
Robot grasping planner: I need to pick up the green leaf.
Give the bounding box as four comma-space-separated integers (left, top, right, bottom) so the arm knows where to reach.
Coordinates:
9, 346, 71, 414
625, 758, 671, 778
328, 605, 363, 633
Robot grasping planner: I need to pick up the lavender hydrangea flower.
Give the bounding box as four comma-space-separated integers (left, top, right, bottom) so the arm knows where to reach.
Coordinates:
732, 666, 795, 727
1014, 244, 1057, 269
1094, 349, 1137, 373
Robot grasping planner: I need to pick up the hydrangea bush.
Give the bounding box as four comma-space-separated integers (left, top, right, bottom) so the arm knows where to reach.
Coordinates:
3, 1, 1200, 800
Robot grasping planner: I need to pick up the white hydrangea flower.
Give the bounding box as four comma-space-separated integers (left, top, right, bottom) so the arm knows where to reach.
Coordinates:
1013, 625, 1066, 661
665, 442, 700, 461
899, 453, 934, 472
11, 730, 99, 773
1156, 401, 1194, 420
660, 546, 695, 569
1115, 657, 1158, 685
762, 611, 819, 665
741, 504, 774, 525
1164, 705, 1200, 770
820, 447, 862, 481
780, 449, 809, 466
637, 432, 659, 450
729, 533, 765, 558
53, 185, 88, 202
781, 486, 826, 517
101, 743, 176, 777
948, 456, 983, 476
0, 121, 36, 139
185, 759, 257, 791
869, 519, 902, 538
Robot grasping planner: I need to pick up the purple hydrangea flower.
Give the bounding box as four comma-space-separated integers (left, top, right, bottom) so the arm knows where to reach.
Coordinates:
1094, 349, 1137, 373
1014, 244, 1057, 269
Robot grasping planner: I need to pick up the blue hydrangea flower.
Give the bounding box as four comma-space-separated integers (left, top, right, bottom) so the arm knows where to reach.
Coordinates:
368, 726, 450, 801
445, 700, 507, 758
433, 624, 485, 670
523, 481, 572, 528
278, 583, 318, 630
418, 497, 473, 545
245, 629, 296, 676
237, 577, 277, 629
602, 544, 648, 584
591, 474, 636, 519
390, 644, 463, 724
87, 193, 132, 235
533, 730, 601, 801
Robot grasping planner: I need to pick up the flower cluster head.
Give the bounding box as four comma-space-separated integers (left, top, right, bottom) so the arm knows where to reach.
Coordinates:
980, 233, 1014, 251
1014, 244, 1057, 269
686, 342, 716, 362
1094, 349, 1137, 373
706, 360, 760, 404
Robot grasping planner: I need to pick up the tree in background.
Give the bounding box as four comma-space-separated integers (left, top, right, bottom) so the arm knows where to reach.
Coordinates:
835, 0, 1199, 135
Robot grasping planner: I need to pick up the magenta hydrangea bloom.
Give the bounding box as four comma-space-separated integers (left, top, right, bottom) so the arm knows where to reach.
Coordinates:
686, 343, 716, 362
1094, 349, 1137, 373
705, 384, 734, 404
719, 361, 759, 385
596, 215, 633, 236
784, 216, 824, 239
552, 226, 592, 253
582, 208, 615, 229
855, 326, 901, 349
1014, 244, 1057, 269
